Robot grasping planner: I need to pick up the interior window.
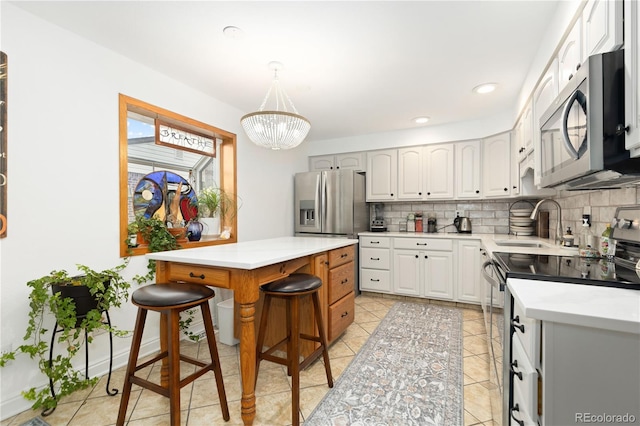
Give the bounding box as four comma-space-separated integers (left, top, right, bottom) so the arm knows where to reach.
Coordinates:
119, 94, 237, 257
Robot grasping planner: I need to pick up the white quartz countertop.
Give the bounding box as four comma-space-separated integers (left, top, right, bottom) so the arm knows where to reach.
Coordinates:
146, 236, 357, 270
507, 277, 640, 334
359, 231, 579, 256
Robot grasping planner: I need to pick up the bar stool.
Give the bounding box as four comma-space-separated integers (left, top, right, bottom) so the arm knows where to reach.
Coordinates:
255, 273, 333, 426
116, 283, 230, 426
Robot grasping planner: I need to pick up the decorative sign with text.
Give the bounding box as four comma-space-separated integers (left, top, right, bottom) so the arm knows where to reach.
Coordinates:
0, 52, 7, 238
155, 120, 216, 157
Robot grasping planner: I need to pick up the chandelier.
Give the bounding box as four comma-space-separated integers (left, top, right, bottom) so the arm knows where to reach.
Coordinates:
241, 62, 311, 150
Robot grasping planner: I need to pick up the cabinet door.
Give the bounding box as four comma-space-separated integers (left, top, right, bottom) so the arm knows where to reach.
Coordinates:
336, 152, 365, 171
583, 0, 623, 57
456, 240, 481, 303
424, 251, 454, 300
366, 150, 397, 201
309, 155, 335, 171
521, 103, 534, 156
455, 141, 481, 199
423, 144, 454, 199
558, 17, 583, 93
625, 0, 640, 154
511, 131, 521, 196
397, 147, 423, 200
532, 61, 558, 186
482, 133, 511, 198
393, 250, 421, 296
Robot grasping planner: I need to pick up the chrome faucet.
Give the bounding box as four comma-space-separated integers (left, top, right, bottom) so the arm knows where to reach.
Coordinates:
530, 199, 563, 245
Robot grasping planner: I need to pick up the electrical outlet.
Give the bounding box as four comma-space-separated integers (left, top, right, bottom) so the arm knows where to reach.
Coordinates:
455, 210, 461, 217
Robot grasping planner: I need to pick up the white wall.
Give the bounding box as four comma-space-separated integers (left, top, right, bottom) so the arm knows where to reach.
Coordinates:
0, 3, 306, 418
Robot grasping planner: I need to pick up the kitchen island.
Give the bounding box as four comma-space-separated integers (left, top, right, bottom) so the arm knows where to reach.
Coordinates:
147, 236, 358, 426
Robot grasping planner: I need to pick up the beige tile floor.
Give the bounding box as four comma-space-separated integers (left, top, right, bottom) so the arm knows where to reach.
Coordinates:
2, 293, 493, 426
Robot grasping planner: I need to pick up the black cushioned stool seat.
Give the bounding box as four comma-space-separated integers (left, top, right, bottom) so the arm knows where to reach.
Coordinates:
116, 283, 229, 426
256, 273, 333, 426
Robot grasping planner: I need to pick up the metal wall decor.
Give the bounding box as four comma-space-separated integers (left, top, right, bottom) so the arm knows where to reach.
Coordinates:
0, 52, 7, 238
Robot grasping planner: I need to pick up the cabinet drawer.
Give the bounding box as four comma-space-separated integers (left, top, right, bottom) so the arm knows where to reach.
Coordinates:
329, 245, 355, 268
328, 291, 355, 341
360, 269, 391, 292
360, 236, 391, 248
512, 299, 540, 366
393, 238, 452, 251
512, 384, 537, 426
511, 336, 538, 421
360, 247, 391, 269
166, 263, 230, 287
329, 262, 354, 305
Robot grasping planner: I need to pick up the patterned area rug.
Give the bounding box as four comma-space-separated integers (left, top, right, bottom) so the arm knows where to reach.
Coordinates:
305, 302, 463, 426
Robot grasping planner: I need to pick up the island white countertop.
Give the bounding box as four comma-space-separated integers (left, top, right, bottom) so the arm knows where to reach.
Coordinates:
507, 277, 640, 334
146, 236, 358, 270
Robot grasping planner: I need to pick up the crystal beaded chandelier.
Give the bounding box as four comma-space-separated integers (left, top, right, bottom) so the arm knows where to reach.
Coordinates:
241, 62, 311, 150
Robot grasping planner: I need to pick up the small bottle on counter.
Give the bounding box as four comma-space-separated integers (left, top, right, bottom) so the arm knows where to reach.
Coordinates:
415, 213, 423, 233
600, 224, 615, 259
562, 227, 574, 247
407, 213, 416, 232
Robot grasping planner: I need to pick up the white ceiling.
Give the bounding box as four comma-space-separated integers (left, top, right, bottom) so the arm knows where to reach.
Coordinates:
11, 1, 561, 142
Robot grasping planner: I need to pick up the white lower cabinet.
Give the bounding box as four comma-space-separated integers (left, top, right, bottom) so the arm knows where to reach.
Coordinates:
508, 292, 640, 426
456, 240, 482, 303
361, 235, 478, 304
359, 236, 392, 293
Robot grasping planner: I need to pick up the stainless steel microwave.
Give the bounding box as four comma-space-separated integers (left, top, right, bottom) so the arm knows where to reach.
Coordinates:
539, 49, 640, 190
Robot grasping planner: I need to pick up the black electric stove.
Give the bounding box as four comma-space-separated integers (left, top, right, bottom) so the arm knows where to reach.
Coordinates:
493, 206, 640, 291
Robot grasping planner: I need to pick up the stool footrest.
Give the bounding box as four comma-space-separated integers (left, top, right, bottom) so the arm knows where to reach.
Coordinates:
299, 347, 325, 371
134, 351, 168, 372
130, 376, 170, 398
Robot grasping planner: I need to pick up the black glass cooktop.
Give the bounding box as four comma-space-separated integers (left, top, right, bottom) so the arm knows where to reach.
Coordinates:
493, 252, 640, 290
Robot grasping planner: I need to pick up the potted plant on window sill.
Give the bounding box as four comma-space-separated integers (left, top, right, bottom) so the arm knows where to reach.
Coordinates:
197, 186, 240, 239
0, 262, 131, 414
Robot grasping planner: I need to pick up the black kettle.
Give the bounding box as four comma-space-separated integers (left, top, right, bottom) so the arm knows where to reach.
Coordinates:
453, 216, 472, 233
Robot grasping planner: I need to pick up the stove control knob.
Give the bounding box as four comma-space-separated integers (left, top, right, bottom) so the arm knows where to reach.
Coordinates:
611, 218, 619, 228
621, 218, 633, 229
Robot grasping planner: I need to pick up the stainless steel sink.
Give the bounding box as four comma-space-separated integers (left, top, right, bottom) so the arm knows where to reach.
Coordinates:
494, 240, 545, 248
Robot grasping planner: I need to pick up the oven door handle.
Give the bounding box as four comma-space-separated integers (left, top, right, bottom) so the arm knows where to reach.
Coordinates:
481, 260, 503, 289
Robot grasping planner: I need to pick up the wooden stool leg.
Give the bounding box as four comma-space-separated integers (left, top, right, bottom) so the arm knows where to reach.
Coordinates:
255, 294, 272, 385
290, 296, 301, 426
116, 307, 147, 426
201, 301, 230, 421
168, 309, 181, 426
312, 291, 334, 388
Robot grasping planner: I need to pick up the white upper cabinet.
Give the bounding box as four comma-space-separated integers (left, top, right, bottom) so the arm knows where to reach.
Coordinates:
582, 0, 623, 57
397, 147, 423, 200
309, 152, 365, 171
454, 140, 481, 199
625, 0, 640, 155
366, 150, 397, 201
532, 59, 559, 185
511, 132, 521, 196
558, 17, 583, 93
514, 102, 533, 162
482, 133, 511, 197
423, 144, 455, 199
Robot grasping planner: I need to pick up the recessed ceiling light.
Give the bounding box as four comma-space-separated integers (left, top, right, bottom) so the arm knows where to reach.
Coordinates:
473, 83, 497, 94
223, 26, 244, 39
413, 117, 430, 124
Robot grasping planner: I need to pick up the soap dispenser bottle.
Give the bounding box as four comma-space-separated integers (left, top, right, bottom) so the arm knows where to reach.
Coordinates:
578, 215, 597, 257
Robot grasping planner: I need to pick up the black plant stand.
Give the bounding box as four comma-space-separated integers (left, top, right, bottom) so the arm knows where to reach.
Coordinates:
42, 310, 117, 416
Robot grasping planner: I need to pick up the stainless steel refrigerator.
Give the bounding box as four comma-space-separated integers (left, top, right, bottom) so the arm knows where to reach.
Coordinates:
294, 170, 368, 237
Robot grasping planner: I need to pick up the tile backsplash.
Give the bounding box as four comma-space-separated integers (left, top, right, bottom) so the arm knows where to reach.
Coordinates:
371, 200, 512, 234
370, 186, 640, 239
